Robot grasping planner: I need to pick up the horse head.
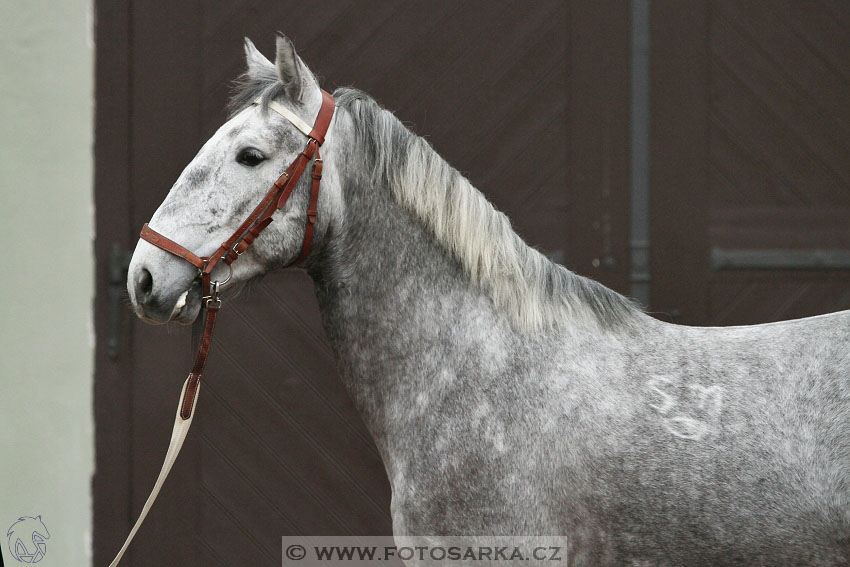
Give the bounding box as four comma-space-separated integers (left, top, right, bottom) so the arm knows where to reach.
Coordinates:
127, 34, 343, 324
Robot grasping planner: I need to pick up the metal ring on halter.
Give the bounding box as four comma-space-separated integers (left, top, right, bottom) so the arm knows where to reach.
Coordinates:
212, 260, 233, 286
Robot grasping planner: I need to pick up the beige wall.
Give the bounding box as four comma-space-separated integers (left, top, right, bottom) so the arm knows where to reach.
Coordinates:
0, 1, 94, 566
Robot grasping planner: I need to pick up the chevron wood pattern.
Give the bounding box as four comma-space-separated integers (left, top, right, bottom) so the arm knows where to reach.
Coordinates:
651, 0, 850, 326
706, 0, 850, 325
96, 2, 850, 565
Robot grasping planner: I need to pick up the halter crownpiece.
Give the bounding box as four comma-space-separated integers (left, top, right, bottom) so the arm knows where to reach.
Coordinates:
108, 90, 335, 567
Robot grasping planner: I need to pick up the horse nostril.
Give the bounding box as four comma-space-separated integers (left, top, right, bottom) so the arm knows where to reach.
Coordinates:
137, 268, 154, 301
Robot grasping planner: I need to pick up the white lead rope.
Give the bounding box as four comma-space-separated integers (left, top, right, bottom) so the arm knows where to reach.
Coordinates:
107, 376, 200, 567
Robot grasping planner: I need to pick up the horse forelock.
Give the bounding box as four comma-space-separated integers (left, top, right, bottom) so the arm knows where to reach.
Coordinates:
229, 71, 641, 331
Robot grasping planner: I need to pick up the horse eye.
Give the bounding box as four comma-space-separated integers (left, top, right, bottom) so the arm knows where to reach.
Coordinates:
237, 147, 266, 167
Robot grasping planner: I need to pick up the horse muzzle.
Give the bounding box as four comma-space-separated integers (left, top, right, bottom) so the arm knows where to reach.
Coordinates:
128, 252, 203, 324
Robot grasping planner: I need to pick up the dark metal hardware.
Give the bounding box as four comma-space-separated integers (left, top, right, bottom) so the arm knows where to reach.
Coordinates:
108, 243, 133, 359
711, 248, 850, 270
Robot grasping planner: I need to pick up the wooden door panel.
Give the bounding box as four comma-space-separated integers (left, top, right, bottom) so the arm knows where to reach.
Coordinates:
96, 3, 591, 565
653, 0, 850, 326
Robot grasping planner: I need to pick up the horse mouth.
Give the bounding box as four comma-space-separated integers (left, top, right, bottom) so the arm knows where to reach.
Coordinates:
169, 283, 203, 324
134, 282, 203, 325
169, 290, 191, 321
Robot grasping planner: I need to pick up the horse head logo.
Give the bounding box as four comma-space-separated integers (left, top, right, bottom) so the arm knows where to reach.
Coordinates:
6, 516, 50, 564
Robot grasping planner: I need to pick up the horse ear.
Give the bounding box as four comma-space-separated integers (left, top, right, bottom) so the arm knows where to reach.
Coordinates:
274, 32, 316, 102
243, 37, 272, 75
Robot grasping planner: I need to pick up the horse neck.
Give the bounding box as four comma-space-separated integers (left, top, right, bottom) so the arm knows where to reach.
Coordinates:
309, 170, 523, 454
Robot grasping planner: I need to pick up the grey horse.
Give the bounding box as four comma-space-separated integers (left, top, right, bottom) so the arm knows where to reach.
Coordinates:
127, 35, 850, 566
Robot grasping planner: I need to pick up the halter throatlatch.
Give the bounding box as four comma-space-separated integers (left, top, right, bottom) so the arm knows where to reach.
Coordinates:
107, 90, 335, 567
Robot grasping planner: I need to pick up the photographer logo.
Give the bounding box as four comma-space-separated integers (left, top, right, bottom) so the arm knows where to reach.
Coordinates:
6, 516, 50, 564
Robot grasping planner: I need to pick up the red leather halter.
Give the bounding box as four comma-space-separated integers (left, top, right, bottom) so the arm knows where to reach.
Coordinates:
139, 89, 334, 419
109, 90, 335, 567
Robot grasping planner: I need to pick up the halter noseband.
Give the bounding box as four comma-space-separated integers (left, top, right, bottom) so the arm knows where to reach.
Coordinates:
140, 89, 335, 305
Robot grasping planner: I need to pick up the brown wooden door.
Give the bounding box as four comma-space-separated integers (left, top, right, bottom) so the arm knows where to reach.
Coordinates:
651, 0, 850, 326
94, 2, 628, 566
96, 2, 850, 564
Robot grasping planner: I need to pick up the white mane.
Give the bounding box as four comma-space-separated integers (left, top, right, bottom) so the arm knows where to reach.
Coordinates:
334, 89, 640, 332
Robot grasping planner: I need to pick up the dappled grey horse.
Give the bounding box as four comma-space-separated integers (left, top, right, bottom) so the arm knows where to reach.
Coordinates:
127, 35, 850, 565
